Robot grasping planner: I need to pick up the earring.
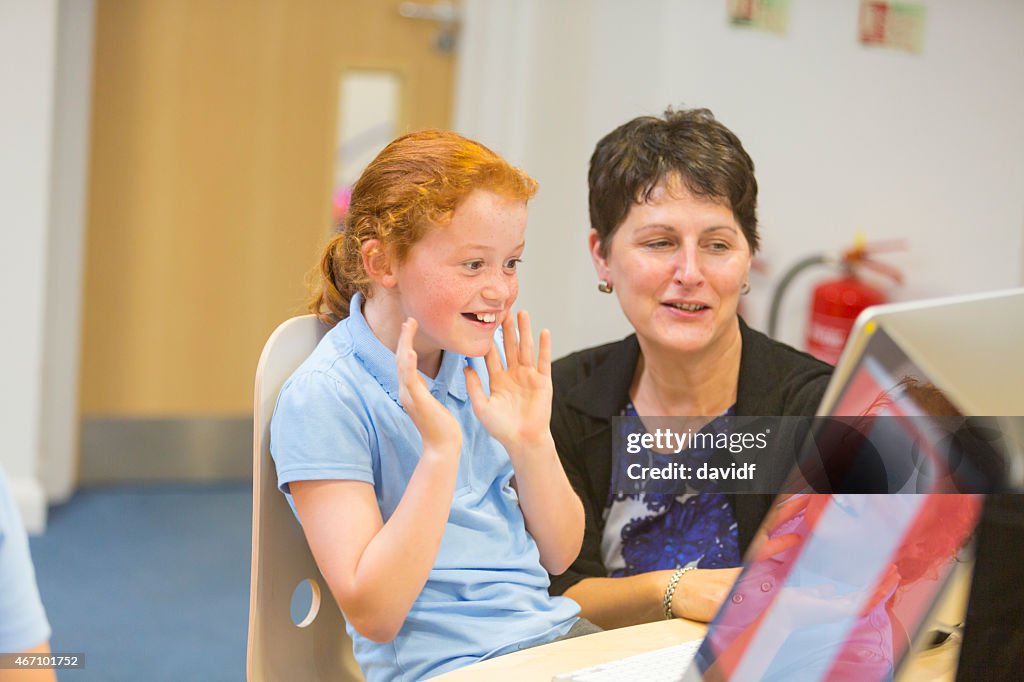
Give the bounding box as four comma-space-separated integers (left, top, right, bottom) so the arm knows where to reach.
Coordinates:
598, 280, 614, 294
741, 282, 751, 295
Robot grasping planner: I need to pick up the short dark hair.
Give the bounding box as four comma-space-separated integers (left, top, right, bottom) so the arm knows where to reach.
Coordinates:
588, 107, 759, 256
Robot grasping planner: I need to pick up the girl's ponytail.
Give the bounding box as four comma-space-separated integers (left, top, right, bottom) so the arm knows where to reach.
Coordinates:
308, 229, 360, 324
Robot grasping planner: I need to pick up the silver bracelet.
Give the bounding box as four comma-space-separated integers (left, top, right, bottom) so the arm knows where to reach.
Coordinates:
662, 566, 697, 620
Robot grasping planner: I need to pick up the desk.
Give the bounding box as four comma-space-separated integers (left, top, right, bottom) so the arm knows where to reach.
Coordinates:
433, 619, 706, 681
432, 616, 962, 682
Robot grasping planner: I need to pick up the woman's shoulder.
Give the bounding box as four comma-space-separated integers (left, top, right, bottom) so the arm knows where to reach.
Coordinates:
551, 335, 640, 420
741, 320, 831, 373
737, 319, 833, 416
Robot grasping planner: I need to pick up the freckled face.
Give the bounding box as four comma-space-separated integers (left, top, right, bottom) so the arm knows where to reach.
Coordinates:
591, 178, 751, 358
393, 189, 527, 364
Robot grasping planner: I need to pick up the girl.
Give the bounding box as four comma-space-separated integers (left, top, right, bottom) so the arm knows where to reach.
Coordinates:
270, 130, 588, 681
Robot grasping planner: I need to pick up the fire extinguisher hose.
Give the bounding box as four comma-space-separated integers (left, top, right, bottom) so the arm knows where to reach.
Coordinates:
766, 253, 831, 339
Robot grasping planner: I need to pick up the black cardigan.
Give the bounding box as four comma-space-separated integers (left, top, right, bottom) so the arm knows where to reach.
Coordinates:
548, 318, 833, 596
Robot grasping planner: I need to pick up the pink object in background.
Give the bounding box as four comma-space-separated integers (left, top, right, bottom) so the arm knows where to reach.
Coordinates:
333, 186, 353, 228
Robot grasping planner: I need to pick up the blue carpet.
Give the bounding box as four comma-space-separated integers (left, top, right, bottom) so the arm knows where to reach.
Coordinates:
28, 482, 252, 682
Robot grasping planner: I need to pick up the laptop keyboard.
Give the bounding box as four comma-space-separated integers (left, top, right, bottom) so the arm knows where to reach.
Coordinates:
551, 639, 702, 682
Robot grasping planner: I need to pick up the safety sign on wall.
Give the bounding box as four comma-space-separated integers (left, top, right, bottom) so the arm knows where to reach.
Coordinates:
727, 0, 791, 35
858, 1, 927, 53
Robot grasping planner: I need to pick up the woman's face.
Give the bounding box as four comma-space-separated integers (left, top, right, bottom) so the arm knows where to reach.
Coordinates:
591, 176, 751, 358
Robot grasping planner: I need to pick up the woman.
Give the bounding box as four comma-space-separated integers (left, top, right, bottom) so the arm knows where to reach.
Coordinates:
549, 108, 832, 629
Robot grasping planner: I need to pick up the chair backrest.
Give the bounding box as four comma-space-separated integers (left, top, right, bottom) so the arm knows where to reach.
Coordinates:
247, 315, 364, 681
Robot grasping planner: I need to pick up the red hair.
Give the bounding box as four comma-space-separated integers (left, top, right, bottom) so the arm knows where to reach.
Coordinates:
309, 130, 537, 324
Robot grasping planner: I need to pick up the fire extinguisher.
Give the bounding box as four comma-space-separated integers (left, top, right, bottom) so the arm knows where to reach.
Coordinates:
768, 238, 903, 365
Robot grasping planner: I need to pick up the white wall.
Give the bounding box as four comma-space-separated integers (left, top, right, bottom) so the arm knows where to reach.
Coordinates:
456, 0, 1024, 358
0, 0, 60, 533
41, 0, 94, 506
0, 0, 92, 531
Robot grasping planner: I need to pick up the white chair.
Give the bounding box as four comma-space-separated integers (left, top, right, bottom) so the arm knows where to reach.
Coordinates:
247, 315, 364, 681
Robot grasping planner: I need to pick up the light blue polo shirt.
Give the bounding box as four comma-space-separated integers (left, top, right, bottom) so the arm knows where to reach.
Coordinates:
0, 467, 51, 652
270, 293, 578, 681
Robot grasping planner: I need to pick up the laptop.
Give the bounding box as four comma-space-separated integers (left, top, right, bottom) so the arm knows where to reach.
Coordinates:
554, 288, 1024, 682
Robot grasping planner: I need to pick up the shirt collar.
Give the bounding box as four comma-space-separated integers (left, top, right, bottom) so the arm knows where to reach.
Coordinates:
565, 316, 815, 420
564, 334, 641, 419
348, 292, 469, 403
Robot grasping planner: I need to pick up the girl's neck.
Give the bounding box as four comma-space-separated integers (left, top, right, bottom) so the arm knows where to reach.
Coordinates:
361, 290, 443, 378
630, 327, 742, 417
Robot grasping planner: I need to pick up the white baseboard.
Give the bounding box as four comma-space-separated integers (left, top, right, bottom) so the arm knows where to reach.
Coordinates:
8, 474, 48, 535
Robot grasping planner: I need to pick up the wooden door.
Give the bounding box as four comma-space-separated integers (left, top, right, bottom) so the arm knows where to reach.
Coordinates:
79, 0, 457, 480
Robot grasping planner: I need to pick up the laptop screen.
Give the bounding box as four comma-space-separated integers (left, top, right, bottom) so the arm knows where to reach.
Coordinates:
687, 328, 987, 682
690, 493, 980, 681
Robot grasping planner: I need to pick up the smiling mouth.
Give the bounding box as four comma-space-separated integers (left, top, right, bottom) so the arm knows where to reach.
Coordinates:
463, 312, 498, 323
664, 302, 709, 312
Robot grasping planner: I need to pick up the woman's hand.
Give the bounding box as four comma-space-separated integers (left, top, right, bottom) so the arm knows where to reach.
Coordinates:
396, 318, 462, 454
669, 566, 743, 622
465, 310, 553, 454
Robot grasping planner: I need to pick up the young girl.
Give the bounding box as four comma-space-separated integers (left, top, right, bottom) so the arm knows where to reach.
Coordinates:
270, 130, 588, 681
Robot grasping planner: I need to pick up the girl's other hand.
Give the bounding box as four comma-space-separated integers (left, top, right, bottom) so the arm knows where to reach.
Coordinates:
465, 310, 553, 453
397, 318, 462, 454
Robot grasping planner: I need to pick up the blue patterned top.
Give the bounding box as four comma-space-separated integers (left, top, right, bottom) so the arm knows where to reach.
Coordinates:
602, 405, 741, 576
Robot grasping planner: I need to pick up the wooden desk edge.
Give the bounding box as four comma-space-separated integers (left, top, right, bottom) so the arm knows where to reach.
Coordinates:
432, 614, 962, 682
432, 618, 707, 681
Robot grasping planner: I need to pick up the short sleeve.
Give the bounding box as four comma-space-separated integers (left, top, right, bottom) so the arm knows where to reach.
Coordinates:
0, 469, 51, 651
270, 369, 376, 494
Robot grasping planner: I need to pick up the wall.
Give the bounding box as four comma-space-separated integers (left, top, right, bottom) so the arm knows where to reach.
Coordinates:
0, 0, 93, 528
456, 0, 1024, 358
41, 0, 95, 506
0, 0, 60, 532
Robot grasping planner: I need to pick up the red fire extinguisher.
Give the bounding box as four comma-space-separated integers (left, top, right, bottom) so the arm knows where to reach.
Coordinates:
769, 238, 903, 365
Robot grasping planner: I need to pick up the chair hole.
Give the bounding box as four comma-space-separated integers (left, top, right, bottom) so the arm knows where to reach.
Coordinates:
290, 578, 322, 628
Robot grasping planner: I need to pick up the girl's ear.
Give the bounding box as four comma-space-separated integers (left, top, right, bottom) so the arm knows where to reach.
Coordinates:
361, 239, 398, 288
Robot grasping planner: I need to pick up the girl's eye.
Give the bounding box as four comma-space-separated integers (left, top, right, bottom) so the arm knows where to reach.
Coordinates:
504, 258, 523, 270
464, 260, 485, 271
706, 241, 730, 252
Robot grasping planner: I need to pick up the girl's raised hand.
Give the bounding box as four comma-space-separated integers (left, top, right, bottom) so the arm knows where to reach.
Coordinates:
464, 310, 553, 453
396, 318, 462, 454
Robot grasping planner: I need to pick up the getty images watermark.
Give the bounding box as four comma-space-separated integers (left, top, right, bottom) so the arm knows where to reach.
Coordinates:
612, 415, 1022, 495
623, 425, 768, 483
